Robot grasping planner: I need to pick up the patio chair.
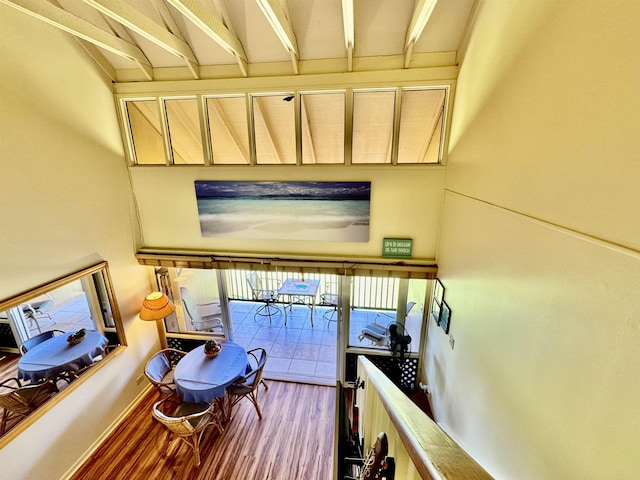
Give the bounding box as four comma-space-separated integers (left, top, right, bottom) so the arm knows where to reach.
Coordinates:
0, 377, 57, 434
374, 301, 416, 322
20, 329, 65, 354
228, 347, 268, 419
358, 302, 416, 347
21, 294, 55, 333
246, 272, 280, 323
152, 393, 224, 467
179, 287, 223, 332
145, 348, 187, 395
320, 283, 339, 328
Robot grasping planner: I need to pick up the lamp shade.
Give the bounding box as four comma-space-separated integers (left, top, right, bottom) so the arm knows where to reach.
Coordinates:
139, 292, 175, 321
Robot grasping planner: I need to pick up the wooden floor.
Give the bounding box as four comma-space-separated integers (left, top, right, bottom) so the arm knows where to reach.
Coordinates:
71, 381, 336, 480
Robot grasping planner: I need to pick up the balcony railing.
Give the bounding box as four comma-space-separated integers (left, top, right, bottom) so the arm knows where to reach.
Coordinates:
225, 270, 399, 311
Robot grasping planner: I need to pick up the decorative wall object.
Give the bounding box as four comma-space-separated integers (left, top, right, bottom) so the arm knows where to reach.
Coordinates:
433, 278, 444, 305
194, 181, 371, 242
430, 278, 444, 324
430, 297, 441, 324
440, 301, 451, 334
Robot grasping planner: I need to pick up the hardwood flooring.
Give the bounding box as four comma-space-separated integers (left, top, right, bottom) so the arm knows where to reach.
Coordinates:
71, 381, 336, 480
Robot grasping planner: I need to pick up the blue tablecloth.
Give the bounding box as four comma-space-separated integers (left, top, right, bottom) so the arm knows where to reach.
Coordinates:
18, 330, 108, 383
174, 342, 248, 404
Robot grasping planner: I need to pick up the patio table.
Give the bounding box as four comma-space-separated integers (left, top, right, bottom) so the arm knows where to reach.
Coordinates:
278, 278, 320, 327
18, 330, 108, 383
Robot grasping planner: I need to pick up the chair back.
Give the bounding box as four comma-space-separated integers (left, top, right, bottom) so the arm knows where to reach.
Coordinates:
152, 398, 200, 436
244, 348, 267, 388
0, 380, 56, 433
151, 394, 223, 466
180, 287, 202, 325
246, 272, 261, 296
145, 349, 186, 393
20, 330, 58, 354
145, 352, 172, 383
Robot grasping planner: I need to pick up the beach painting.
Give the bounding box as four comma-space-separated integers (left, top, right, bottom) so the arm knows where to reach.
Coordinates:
194, 181, 371, 242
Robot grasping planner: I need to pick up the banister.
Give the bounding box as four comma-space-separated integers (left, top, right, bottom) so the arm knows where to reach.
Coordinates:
358, 357, 493, 480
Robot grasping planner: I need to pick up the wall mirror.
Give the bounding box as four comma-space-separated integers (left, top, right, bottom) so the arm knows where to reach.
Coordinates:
0, 261, 126, 447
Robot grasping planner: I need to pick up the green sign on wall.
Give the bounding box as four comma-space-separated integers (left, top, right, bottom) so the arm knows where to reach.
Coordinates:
382, 238, 413, 258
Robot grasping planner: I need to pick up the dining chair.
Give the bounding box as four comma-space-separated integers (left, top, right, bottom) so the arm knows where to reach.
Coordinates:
0, 377, 57, 434
246, 272, 280, 323
20, 329, 65, 354
144, 348, 187, 395
179, 287, 224, 332
228, 347, 268, 419
152, 393, 224, 467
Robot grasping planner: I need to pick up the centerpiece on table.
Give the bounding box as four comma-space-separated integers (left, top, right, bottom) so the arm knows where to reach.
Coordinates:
203, 339, 222, 358
67, 328, 86, 345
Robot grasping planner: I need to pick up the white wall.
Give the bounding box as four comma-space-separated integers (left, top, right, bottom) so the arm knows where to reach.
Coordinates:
0, 5, 158, 479
130, 166, 445, 259
425, 1, 640, 479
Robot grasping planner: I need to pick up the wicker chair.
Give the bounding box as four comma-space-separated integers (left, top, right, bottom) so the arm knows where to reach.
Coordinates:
144, 348, 187, 395
152, 394, 224, 467
0, 378, 56, 434
228, 347, 268, 419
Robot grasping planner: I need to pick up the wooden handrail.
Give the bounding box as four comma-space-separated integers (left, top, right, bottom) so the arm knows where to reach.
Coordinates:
358, 357, 493, 480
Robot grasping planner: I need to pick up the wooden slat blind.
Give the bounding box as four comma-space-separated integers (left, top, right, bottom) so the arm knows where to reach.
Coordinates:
135, 251, 438, 279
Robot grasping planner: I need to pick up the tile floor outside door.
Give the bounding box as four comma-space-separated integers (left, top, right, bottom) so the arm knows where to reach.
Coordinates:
229, 300, 338, 385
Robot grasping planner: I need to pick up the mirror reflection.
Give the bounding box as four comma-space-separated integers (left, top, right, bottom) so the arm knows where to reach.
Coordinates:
0, 261, 125, 440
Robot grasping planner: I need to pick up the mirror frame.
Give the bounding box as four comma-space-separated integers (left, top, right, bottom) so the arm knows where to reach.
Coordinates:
0, 261, 126, 448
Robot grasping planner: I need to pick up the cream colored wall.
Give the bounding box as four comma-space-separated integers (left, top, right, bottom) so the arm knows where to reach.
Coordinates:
424, 1, 640, 479
131, 166, 445, 258
0, 6, 158, 479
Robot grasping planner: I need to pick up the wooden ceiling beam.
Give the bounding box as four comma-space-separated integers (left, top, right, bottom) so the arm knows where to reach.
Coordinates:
79, 0, 200, 79
0, 0, 153, 80
341, 0, 354, 72
166, 0, 248, 77
404, 0, 438, 68
256, 0, 299, 74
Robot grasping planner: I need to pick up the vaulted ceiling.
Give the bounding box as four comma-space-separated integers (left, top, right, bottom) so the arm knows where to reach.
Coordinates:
2, 0, 476, 82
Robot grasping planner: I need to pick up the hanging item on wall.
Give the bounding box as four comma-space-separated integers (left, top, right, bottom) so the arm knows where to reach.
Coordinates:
430, 278, 444, 324
194, 181, 371, 242
382, 238, 413, 258
440, 300, 451, 334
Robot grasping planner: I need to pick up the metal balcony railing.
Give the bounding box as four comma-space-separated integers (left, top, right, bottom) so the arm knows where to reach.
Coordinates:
225, 270, 399, 311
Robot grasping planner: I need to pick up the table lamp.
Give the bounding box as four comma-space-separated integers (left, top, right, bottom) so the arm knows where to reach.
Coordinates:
139, 292, 175, 348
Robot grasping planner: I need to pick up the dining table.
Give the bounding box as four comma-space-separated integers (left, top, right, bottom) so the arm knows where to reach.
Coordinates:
18, 330, 109, 383
173, 341, 249, 421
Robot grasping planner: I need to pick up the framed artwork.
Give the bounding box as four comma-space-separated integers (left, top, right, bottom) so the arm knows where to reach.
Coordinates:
433, 278, 444, 305
194, 181, 371, 242
430, 298, 441, 324
440, 301, 451, 334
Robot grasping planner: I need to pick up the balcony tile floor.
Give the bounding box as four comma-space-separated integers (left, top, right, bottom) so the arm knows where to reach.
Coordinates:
229, 300, 339, 385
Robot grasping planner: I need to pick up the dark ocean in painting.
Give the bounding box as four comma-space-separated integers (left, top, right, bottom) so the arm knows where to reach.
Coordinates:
195, 181, 371, 242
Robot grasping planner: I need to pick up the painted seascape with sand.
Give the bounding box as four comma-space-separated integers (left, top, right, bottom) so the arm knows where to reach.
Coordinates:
195, 181, 371, 242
